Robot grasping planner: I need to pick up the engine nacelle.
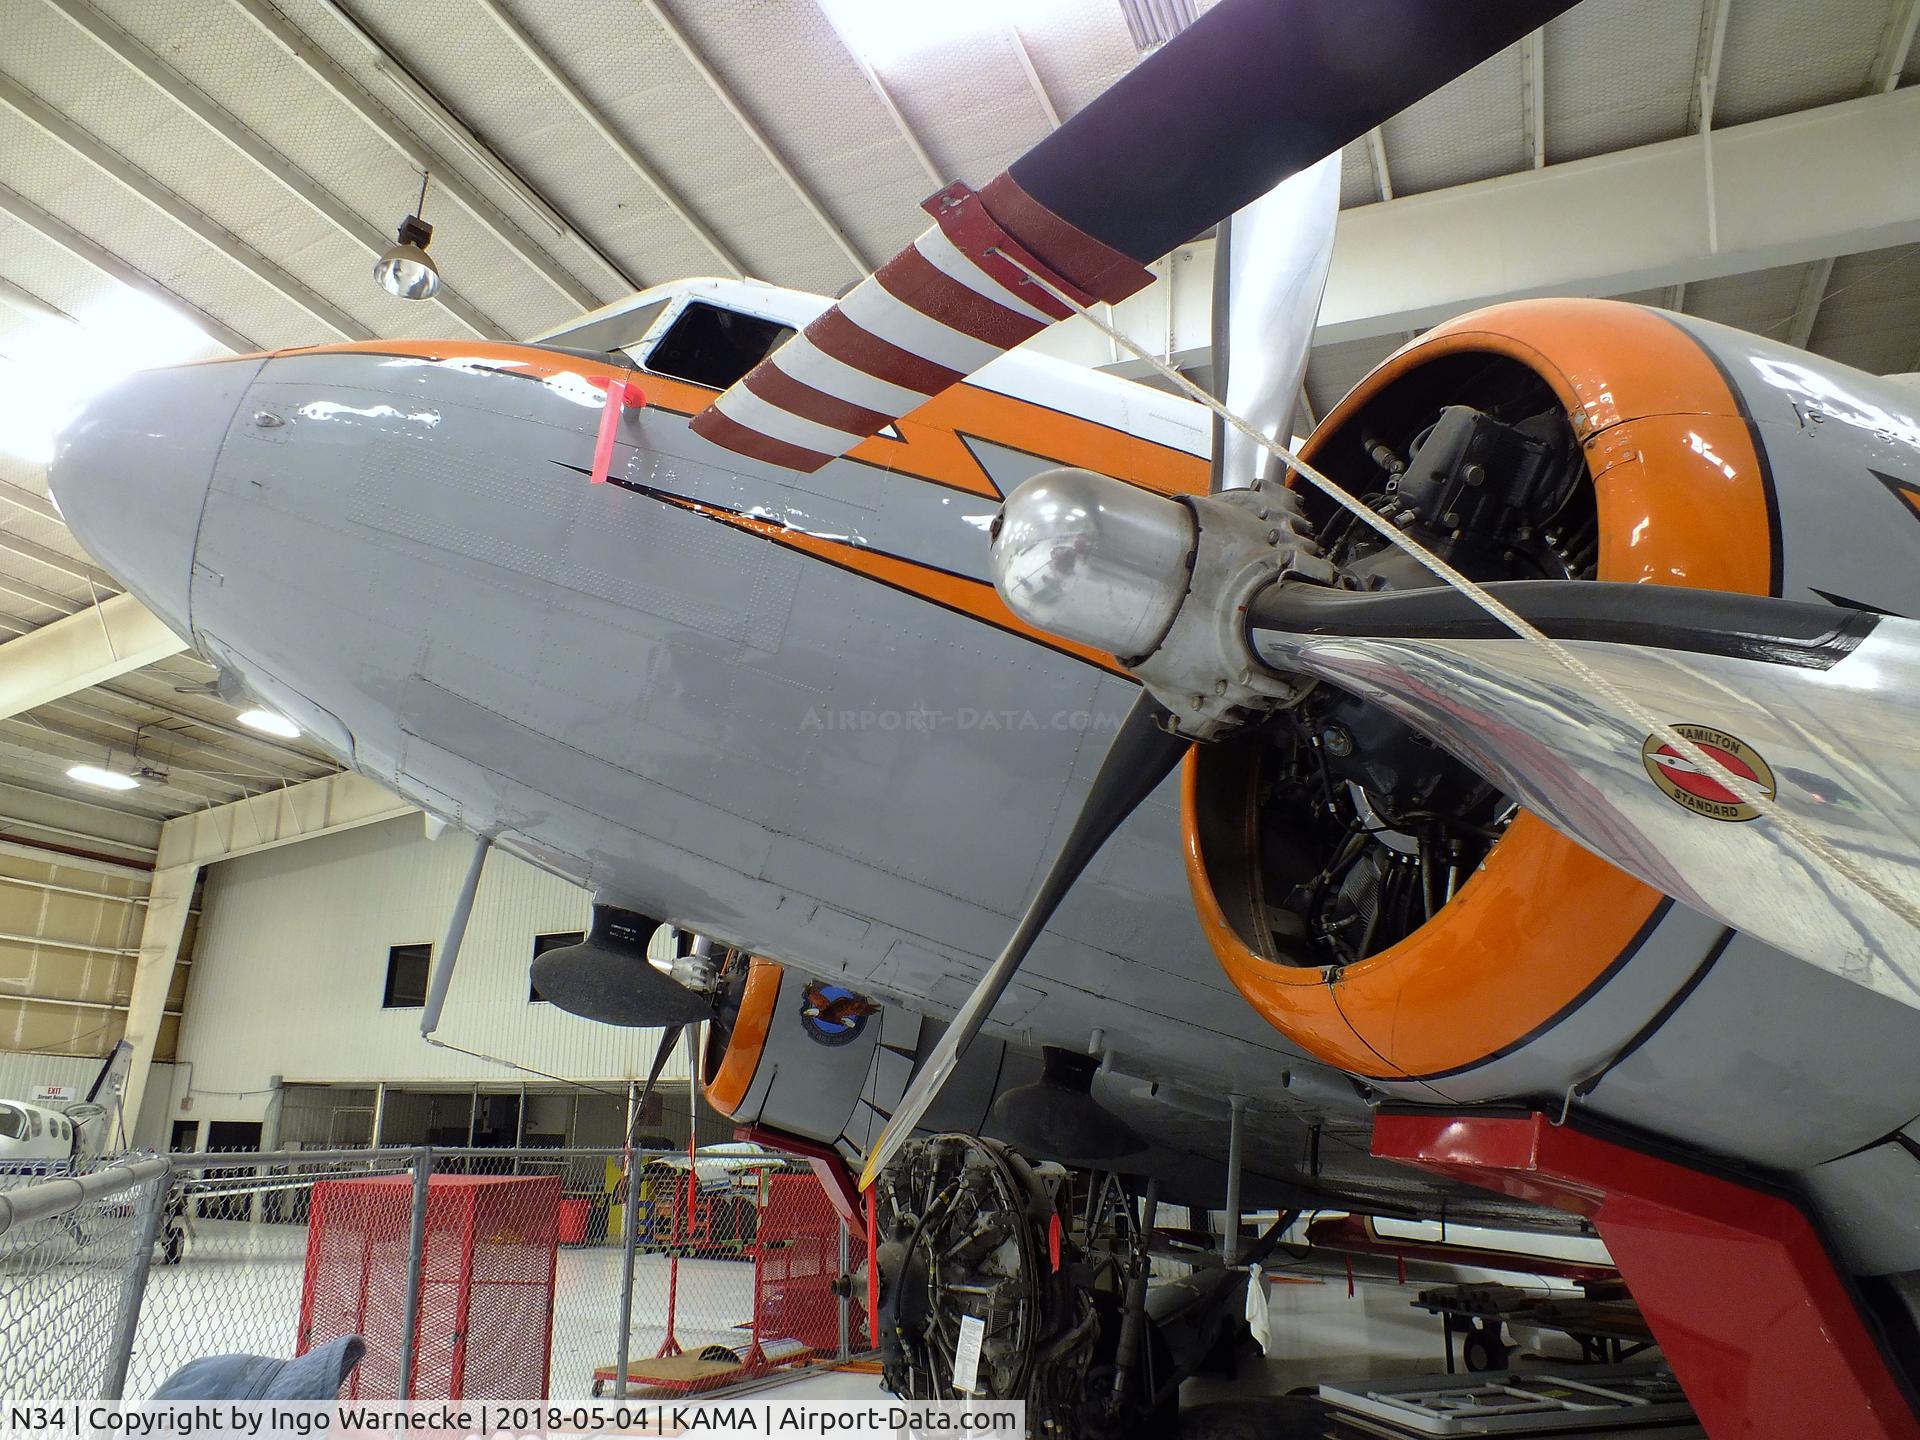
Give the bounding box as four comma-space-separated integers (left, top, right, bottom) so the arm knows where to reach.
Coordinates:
701, 958, 1047, 1171
1182, 298, 1920, 1272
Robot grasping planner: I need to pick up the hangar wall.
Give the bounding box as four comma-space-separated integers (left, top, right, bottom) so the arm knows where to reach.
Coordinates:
0, 1049, 177, 1148
0, 777, 187, 1067
165, 816, 692, 1135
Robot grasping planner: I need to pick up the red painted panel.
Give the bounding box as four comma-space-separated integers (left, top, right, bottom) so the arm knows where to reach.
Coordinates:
1374, 1112, 1920, 1440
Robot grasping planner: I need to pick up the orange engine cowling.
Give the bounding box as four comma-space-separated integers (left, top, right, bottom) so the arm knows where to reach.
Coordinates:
700, 955, 1054, 1169
1181, 297, 1919, 1107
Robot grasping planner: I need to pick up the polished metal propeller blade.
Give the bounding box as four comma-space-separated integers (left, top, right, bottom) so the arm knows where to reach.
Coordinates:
1211, 153, 1341, 492
1247, 579, 1920, 999
632, 1023, 685, 1133
859, 692, 1189, 1188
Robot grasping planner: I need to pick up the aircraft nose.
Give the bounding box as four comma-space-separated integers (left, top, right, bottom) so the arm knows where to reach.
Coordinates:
47, 359, 263, 636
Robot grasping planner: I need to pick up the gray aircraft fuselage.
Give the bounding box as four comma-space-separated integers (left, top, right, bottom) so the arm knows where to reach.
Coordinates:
52, 278, 1364, 1198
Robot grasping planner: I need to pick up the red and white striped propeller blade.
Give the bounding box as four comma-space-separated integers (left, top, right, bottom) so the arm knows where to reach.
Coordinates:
692, 0, 1575, 472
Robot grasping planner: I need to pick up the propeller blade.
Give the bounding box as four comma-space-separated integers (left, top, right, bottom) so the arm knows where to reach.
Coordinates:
693, 0, 1575, 472
632, 1023, 685, 1134
859, 691, 1189, 1188
1212, 153, 1341, 492
1247, 579, 1920, 1000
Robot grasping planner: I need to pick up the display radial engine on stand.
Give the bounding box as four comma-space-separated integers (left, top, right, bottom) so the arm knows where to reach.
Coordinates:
871, 1134, 1252, 1440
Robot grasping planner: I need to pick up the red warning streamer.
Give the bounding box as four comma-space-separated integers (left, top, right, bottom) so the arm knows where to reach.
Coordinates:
588, 377, 646, 485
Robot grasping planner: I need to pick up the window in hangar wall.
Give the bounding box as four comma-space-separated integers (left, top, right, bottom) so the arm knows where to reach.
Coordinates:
276, 1083, 735, 1154
528, 931, 585, 1002
381, 943, 432, 1009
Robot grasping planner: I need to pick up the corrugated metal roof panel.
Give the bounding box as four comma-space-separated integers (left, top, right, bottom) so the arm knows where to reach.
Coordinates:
0, 104, 318, 349
88, 0, 572, 341
1681, 261, 1810, 339
491, 0, 859, 294
882, 30, 1052, 190
1809, 244, 1920, 374
1013, 3, 1142, 122
1714, 0, 1893, 125
660, 0, 935, 267
333, 0, 720, 289
1543, 0, 1700, 162
1381, 45, 1529, 197
1338, 136, 1379, 207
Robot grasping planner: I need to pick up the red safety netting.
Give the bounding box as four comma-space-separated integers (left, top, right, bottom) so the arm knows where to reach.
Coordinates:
298, 1173, 560, 1400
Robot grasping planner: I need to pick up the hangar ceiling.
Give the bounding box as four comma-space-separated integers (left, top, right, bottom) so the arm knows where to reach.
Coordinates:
0, 0, 1915, 843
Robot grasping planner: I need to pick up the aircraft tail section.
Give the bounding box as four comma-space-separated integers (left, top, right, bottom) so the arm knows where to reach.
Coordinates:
59, 1040, 135, 1160
84, 1040, 133, 1107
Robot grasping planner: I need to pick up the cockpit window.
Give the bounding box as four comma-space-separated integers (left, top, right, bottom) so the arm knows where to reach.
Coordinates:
0, 1106, 22, 1139
641, 302, 795, 391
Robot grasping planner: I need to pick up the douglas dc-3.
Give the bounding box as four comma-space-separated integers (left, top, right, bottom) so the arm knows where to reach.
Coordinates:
46, 0, 1920, 1433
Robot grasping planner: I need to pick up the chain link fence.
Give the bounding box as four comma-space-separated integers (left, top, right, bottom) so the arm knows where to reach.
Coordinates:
0, 1159, 169, 1402
0, 1145, 869, 1401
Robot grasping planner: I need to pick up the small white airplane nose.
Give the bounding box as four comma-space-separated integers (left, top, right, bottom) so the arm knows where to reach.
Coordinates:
48, 358, 264, 637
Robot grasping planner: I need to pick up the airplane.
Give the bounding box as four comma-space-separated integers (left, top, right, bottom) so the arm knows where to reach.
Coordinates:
0, 1041, 132, 1168
41, 0, 1920, 1434
649, 1139, 787, 1192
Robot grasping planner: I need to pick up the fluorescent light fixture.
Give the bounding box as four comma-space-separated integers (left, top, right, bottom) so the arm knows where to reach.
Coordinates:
1118, 0, 1197, 52
0, 288, 214, 464
66, 763, 140, 792
237, 708, 301, 738
817, 0, 1079, 67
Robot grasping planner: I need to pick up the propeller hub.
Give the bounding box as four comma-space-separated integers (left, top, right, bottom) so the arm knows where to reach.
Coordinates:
989, 467, 1196, 661
993, 468, 1336, 739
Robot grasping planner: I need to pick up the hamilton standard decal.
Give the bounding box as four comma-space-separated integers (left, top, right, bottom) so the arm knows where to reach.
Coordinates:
1641, 724, 1777, 822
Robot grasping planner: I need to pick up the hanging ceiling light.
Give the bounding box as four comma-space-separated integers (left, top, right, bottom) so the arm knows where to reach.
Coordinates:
374, 171, 440, 301
237, 707, 301, 738
67, 761, 140, 792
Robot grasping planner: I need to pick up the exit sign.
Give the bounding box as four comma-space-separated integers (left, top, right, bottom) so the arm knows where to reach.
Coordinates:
30, 1084, 75, 1103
